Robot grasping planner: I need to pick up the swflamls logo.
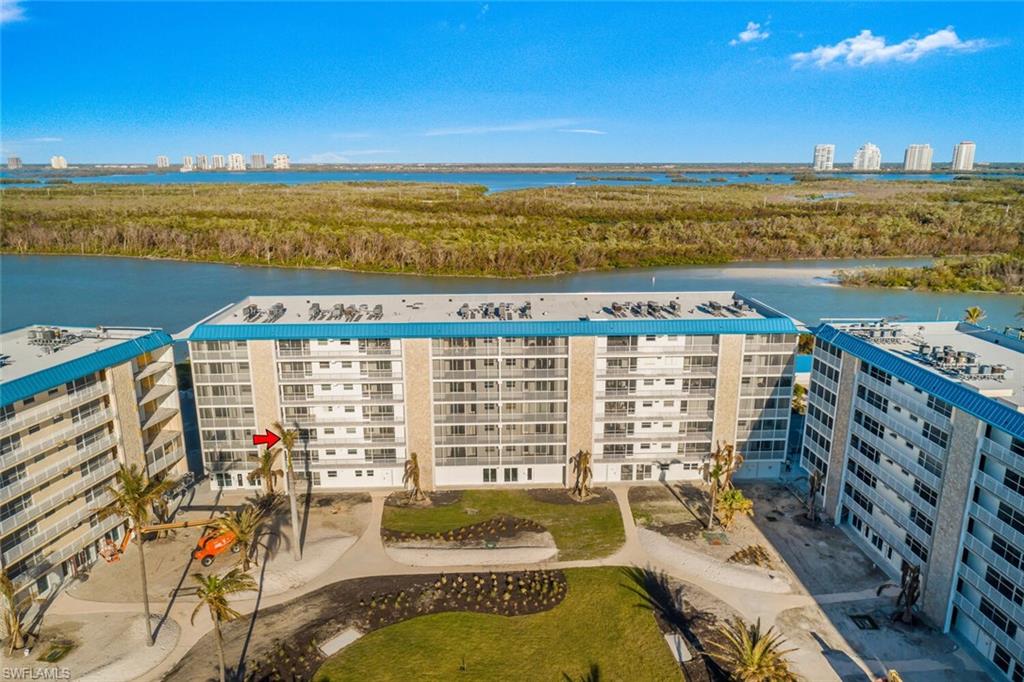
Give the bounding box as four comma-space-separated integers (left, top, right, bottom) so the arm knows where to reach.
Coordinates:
1, 668, 72, 680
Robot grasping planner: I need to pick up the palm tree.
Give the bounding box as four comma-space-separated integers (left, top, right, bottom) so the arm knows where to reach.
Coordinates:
963, 306, 986, 325
1, 569, 26, 655
97, 465, 175, 646
191, 569, 257, 682
716, 489, 754, 530
877, 563, 921, 624
707, 617, 798, 682
403, 452, 426, 502
247, 448, 283, 497
272, 421, 302, 561
212, 504, 267, 571
703, 443, 744, 529
886, 671, 904, 682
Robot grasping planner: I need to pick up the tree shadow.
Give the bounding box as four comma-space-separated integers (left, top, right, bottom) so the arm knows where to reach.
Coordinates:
660, 479, 706, 526
561, 663, 601, 682
810, 630, 866, 680
234, 543, 272, 680
298, 479, 313, 555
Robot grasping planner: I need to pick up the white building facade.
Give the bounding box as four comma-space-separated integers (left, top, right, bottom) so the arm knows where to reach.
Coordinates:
852, 143, 882, 171
7, 157, 22, 170
211, 155, 226, 170
181, 156, 194, 172
904, 144, 934, 172
188, 292, 798, 493
49, 156, 68, 170
813, 144, 835, 171
155, 155, 169, 168
802, 320, 1024, 680
272, 154, 290, 170
227, 153, 246, 171
953, 142, 977, 172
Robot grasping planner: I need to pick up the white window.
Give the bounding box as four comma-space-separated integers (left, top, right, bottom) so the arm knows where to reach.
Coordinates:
367, 470, 374, 477
327, 470, 338, 478
483, 468, 497, 483
355, 470, 363, 477
319, 362, 330, 369
321, 385, 331, 391
343, 384, 353, 390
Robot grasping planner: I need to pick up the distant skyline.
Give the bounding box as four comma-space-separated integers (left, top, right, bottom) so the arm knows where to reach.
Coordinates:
1, 2, 1022, 164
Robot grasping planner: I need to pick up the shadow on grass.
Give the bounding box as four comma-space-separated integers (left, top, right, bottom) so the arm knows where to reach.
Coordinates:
562, 662, 602, 682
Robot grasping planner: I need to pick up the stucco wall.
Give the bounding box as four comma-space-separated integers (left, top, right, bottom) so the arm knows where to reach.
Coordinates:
109, 361, 145, 470
567, 335, 596, 487
403, 338, 435, 491
822, 352, 859, 522
711, 334, 743, 447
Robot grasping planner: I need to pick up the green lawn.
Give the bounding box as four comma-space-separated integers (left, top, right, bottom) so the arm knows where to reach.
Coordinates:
382, 490, 625, 561
314, 567, 683, 681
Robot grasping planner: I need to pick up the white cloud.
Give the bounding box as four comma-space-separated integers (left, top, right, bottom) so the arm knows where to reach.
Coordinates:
424, 118, 580, 136
791, 26, 991, 68
558, 129, 607, 136
0, 0, 26, 24
730, 21, 770, 46
28, 137, 62, 143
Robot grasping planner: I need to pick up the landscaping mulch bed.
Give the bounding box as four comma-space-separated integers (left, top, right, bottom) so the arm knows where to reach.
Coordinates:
381, 514, 546, 545
383, 489, 463, 508
526, 486, 615, 506
235, 569, 567, 682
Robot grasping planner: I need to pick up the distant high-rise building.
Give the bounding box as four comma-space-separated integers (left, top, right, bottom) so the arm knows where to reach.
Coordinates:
211, 155, 226, 170
952, 141, 976, 172
812, 144, 835, 171
156, 155, 169, 168
7, 156, 23, 170
181, 156, 194, 172
903, 144, 933, 172
272, 153, 290, 170
251, 153, 266, 169
50, 156, 68, 170
227, 153, 246, 171
195, 155, 209, 171
852, 143, 881, 171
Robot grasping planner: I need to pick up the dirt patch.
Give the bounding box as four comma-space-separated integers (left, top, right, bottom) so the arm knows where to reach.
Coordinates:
526, 486, 615, 506
169, 569, 567, 682
383, 489, 463, 508
381, 514, 546, 545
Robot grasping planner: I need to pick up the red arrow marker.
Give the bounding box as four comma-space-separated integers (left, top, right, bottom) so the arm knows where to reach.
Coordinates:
252, 430, 281, 448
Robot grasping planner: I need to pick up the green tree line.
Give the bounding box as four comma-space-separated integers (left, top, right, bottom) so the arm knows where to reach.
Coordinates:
1, 179, 1021, 277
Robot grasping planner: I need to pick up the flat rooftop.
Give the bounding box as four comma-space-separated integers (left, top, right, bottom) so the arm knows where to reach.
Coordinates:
1, 326, 171, 404
827, 320, 1024, 409
203, 291, 784, 326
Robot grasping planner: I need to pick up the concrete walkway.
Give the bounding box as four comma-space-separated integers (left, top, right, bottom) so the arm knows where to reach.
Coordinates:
45, 487, 890, 681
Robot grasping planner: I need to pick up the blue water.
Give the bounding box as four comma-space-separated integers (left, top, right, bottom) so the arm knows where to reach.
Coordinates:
0, 170, 1002, 192
2, 255, 1021, 336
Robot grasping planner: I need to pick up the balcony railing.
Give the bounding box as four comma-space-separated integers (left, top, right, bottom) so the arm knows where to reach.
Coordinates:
192, 373, 253, 385
193, 395, 255, 407
278, 371, 403, 382
134, 361, 173, 382
2, 494, 111, 566
599, 344, 719, 356
1, 409, 115, 472
1, 435, 119, 504
138, 382, 175, 406
0, 383, 108, 437
0, 460, 119, 536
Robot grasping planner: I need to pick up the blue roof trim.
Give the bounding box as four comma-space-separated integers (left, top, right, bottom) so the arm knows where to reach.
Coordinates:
1, 331, 174, 407
189, 317, 799, 342
815, 325, 1024, 440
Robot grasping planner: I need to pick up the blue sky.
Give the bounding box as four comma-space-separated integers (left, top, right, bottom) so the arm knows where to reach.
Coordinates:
2, 2, 1021, 164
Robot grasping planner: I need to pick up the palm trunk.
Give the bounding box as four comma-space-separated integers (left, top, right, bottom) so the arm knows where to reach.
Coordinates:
286, 458, 301, 561
213, 615, 227, 682
136, 531, 154, 646
707, 484, 718, 530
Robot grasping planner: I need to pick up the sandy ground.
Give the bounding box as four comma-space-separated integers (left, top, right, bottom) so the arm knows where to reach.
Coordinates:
383, 530, 557, 566
1, 613, 180, 681
68, 493, 373, 605
639, 528, 792, 593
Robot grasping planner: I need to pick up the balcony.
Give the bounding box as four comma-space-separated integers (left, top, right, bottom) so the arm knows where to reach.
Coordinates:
431, 346, 501, 358
13, 514, 123, 594
856, 401, 946, 461
432, 368, 501, 380
1, 435, 119, 504
147, 447, 185, 477
141, 407, 178, 431
189, 349, 249, 361
598, 367, 717, 379
0, 382, 108, 438
432, 412, 501, 425
278, 371, 403, 383
599, 344, 718, 356
2, 495, 112, 567
193, 394, 255, 407
192, 373, 253, 385
138, 382, 175, 406
848, 421, 943, 490
134, 361, 172, 382
1, 409, 115, 472
277, 347, 402, 359
952, 593, 1024, 663
0, 459, 119, 536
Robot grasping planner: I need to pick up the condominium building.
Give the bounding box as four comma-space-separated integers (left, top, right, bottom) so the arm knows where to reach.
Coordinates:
156, 155, 169, 169
196, 154, 209, 171
904, 144, 934, 172
852, 143, 881, 171
251, 153, 266, 170
801, 319, 1024, 680
813, 144, 835, 171
227, 153, 246, 171
181, 156, 194, 172
187, 292, 797, 492
272, 154, 290, 170
0, 326, 186, 601
953, 141, 977, 172
211, 155, 226, 170
7, 156, 23, 170
49, 156, 68, 170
